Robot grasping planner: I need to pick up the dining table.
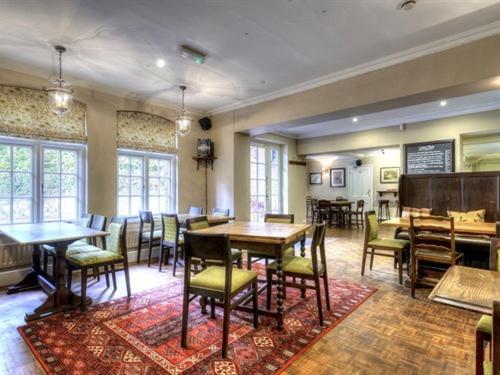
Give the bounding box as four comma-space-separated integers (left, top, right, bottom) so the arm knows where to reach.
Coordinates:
192, 220, 311, 330
428, 265, 500, 314
0, 222, 108, 321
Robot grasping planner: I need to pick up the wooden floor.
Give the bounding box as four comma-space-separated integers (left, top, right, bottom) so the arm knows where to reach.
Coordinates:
0, 226, 479, 374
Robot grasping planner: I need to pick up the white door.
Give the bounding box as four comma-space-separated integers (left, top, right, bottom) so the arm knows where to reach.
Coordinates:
347, 165, 373, 211
250, 142, 282, 222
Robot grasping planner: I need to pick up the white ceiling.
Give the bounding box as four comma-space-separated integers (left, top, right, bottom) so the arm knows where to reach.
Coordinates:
275, 89, 500, 139
1, 0, 500, 113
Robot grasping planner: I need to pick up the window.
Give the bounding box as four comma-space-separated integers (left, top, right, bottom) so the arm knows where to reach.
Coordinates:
117, 150, 176, 216
0, 137, 86, 224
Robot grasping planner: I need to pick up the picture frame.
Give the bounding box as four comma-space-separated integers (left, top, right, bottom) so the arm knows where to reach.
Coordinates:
330, 168, 345, 187
309, 172, 322, 185
380, 167, 400, 183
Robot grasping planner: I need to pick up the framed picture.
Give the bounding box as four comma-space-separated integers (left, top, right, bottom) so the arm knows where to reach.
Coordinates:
380, 167, 400, 183
330, 168, 345, 187
309, 172, 322, 185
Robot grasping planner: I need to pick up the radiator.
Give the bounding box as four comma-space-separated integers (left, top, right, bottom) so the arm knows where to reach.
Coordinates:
0, 236, 32, 270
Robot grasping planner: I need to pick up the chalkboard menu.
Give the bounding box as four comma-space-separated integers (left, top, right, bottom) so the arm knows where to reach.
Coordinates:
404, 140, 455, 174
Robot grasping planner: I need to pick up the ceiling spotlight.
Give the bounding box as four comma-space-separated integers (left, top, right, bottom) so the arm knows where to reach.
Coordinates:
177, 45, 206, 64
352, 117, 358, 123
399, 0, 416, 11
156, 59, 166, 68
440, 100, 447, 107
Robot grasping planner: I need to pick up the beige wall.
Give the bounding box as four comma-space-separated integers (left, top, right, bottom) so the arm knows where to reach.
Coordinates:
0, 67, 206, 216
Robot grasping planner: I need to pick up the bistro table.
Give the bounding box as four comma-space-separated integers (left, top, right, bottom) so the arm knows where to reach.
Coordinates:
0, 222, 108, 321
429, 265, 500, 314
192, 221, 311, 330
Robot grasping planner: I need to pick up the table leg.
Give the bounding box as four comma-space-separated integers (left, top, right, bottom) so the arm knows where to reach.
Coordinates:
300, 236, 306, 298
276, 254, 284, 330
7, 244, 44, 294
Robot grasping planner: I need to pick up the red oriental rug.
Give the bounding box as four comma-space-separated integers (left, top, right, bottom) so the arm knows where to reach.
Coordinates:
19, 275, 375, 375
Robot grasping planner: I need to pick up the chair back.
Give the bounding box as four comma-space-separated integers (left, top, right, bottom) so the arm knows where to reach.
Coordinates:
312, 198, 319, 212
409, 215, 457, 263
212, 208, 230, 217
107, 217, 127, 257
310, 222, 327, 275
356, 200, 365, 212
188, 206, 203, 215
489, 238, 500, 271
161, 213, 180, 244
318, 200, 331, 210
364, 211, 379, 243
336, 196, 345, 201
139, 210, 155, 233
90, 214, 107, 248
80, 213, 93, 228
264, 213, 294, 224
186, 216, 209, 230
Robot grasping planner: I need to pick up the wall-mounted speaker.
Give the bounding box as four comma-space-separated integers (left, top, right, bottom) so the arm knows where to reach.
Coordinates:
199, 117, 212, 131
355, 159, 362, 167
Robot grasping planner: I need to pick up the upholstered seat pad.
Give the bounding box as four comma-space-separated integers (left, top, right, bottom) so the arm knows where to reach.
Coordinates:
368, 238, 409, 250
484, 361, 492, 375
43, 239, 91, 253
267, 256, 323, 276
66, 244, 102, 256
142, 230, 162, 240
248, 247, 294, 258
476, 315, 492, 334
190, 266, 257, 293
67, 250, 123, 266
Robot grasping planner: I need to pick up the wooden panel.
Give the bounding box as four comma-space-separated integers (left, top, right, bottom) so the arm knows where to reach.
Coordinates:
401, 176, 431, 209
430, 176, 461, 216
462, 175, 499, 221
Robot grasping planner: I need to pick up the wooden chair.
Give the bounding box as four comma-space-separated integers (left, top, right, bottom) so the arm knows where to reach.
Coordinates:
181, 231, 258, 358
158, 214, 183, 273
247, 214, 295, 269
481, 300, 500, 375
66, 217, 131, 311
212, 208, 230, 217
311, 198, 319, 224
306, 195, 312, 220
265, 222, 330, 325
318, 200, 333, 226
137, 210, 161, 267
349, 200, 365, 228
361, 211, 410, 285
409, 215, 463, 298
188, 206, 203, 215
476, 238, 500, 375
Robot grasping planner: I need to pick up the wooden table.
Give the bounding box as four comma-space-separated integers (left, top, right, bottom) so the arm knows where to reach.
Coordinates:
381, 217, 498, 237
193, 221, 311, 329
177, 214, 235, 226
429, 266, 500, 314
0, 222, 108, 321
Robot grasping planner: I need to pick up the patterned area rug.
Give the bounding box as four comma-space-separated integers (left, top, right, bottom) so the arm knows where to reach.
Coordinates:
19, 273, 375, 375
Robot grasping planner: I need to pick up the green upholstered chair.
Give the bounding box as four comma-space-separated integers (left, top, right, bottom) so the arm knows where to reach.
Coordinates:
66, 217, 131, 311
482, 300, 500, 375
181, 231, 258, 358
186, 216, 242, 269
361, 211, 410, 285
212, 208, 230, 217
159, 213, 184, 274
265, 222, 330, 325
476, 238, 500, 375
137, 210, 161, 267
247, 213, 295, 270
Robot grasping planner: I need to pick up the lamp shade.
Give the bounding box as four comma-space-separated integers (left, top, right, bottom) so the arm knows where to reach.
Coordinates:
175, 114, 192, 136
46, 86, 74, 116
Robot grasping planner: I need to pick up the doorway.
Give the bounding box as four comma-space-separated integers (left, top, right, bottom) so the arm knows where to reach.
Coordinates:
347, 165, 373, 211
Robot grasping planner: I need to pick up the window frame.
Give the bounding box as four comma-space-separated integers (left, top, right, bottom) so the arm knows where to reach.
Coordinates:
0, 136, 87, 224
117, 149, 177, 217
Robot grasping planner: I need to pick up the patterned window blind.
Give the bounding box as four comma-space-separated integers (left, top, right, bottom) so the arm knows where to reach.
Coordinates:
116, 111, 177, 154
0, 85, 87, 143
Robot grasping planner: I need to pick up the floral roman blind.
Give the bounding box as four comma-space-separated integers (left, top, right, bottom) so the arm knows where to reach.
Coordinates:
0, 85, 87, 143
116, 111, 177, 154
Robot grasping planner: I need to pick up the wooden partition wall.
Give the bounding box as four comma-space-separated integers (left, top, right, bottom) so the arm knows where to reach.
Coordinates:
399, 172, 500, 222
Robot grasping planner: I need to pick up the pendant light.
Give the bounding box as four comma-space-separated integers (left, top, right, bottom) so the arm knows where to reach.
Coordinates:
175, 85, 192, 136
45, 45, 74, 116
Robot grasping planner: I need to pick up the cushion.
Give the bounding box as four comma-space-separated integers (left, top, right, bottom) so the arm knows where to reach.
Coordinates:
107, 222, 125, 255
44, 239, 91, 254
265, 217, 293, 224
189, 220, 209, 230
401, 207, 432, 218
484, 361, 492, 375
367, 213, 378, 241
447, 209, 485, 223
66, 244, 102, 256
190, 266, 257, 293
368, 238, 409, 250
67, 250, 123, 266
142, 230, 162, 240
476, 314, 492, 334
267, 256, 323, 276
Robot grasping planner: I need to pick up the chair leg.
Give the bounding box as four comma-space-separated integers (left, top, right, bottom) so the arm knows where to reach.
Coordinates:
43, 252, 48, 272
314, 277, 324, 326
369, 249, 375, 270
173, 245, 179, 277
93, 266, 100, 281
361, 245, 368, 275
322, 272, 331, 311
181, 288, 190, 349
411, 258, 416, 298
247, 255, 252, 270
67, 267, 73, 289
147, 239, 153, 268
476, 331, 486, 375
104, 265, 110, 288
137, 241, 142, 264
110, 264, 117, 290
398, 251, 403, 285
159, 243, 164, 272
266, 269, 272, 311
210, 297, 216, 319
222, 299, 230, 358
252, 280, 259, 328
80, 267, 87, 312
236, 256, 242, 269
123, 261, 131, 297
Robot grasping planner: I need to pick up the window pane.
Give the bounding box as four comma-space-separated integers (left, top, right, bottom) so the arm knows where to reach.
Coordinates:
258, 147, 265, 162
149, 177, 160, 195
61, 197, 77, 220
118, 156, 130, 175
61, 151, 77, 173
258, 163, 265, 178
250, 180, 256, 195
44, 174, 60, 196
13, 173, 31, 197
13, 198, 31, 223
130, 158, 142, 176
271, 164, 279, 179
13, 147, 31, 171
0, 145, 10, 170
149, 196, 159, 213
250, 163, 257, 179
0, 199, 10, 223
149, 159, 160, 176
159, 196, 169, 213
118, 176, 129, 195
61, 175, 77, 196
118, 197, 130, 216
159, 160, 170, 177
130, 196, 142, 214
0, 172, 10, 196
250, 146, 257, 163
43, 198, 59, 220
258, 180, 266, 195
159, 178, 169, 195
130, 177, 142, 195
44, 149, 60, 172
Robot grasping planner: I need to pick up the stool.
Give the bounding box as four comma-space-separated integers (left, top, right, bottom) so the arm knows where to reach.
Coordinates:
378, 199, 391, 222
